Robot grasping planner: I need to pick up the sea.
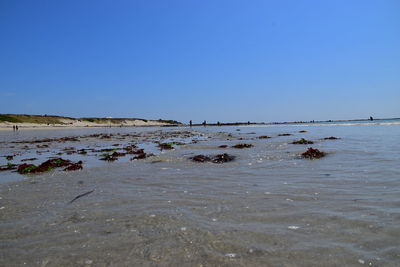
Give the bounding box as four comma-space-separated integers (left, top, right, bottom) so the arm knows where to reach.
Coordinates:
0, 119, 399, 266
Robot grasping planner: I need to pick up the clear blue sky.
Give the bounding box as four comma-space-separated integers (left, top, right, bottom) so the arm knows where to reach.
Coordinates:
0, 0, 399, 123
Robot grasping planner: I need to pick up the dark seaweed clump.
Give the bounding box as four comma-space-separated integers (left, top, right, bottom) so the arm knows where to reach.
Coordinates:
257, 136, 271, 139
99, 148, 149, 161
64, 161, 83, 171
212, 153, 235, 163
17, 158, 82, 174
0, 163, 17, 171
232, 144, 253, 149
323, 136, 340, 140
190, 153, 235, 164
21, 158, 38, 162
191, 155, 211, 162
100, 151, 126, 161
158, 143, 174, 150
278, 133, 292, 136
291, 138, 314, 144
301, 148, 326, 159
77, 149, 87, 155
130, 149, 148, 160
123, 145, 137, 152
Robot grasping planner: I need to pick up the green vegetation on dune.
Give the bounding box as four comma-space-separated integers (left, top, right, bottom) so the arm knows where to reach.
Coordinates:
80, 118, 148, 124
0, 114, 181, 125
157, 119, 180, 124
0, 115, 22, 123
0, 114, 64, 124
80, 118, 109, 124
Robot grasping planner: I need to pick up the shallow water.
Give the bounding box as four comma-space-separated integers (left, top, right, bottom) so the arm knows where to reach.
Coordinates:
0, 123, 399, 266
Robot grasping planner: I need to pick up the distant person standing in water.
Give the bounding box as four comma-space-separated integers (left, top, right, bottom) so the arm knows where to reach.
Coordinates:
16, 125, 18, 130
189, 120, 192, 127
202, 120, 206, 126
13, 125, 15, 131
370, 116, 374, 121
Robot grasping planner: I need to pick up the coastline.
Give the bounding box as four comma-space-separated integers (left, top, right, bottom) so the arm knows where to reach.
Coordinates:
1, 114, 399, 131
0, 120, 177, 131
0, 114, 183, 131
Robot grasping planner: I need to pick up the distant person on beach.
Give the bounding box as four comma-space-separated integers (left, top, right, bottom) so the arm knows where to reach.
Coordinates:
202, 120, 206, 126
16, 125, 18, 130
370, 116, 373, 121
13, 125, 15, 131
189, 120, 192, 127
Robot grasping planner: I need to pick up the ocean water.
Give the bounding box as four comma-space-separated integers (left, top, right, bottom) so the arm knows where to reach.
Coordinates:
0, 121, 399, 266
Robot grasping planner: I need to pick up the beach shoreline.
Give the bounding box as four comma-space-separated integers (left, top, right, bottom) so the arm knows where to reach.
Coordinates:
2, 114, 399, 131
0, 114, 183, 131
0, 120, 178, 131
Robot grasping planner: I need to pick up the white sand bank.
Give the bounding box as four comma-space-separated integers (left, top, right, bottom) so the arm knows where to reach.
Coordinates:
0, 119, 174, 130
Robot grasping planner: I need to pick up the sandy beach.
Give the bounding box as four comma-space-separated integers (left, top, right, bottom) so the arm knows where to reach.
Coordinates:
0, 118, 174, 131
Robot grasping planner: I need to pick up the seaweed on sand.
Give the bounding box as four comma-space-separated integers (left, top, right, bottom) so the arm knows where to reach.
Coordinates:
17, 158, 83, 174
0, 162, 17, 171
211, 153, 235, 163
291, 138, 314, 144
130, 152, 147, 160
191, 155, 211, 162
301, 148, 326, 159
257, 136, 271, 139
158, 143, 174, 150
323, 136, 340, 140
64, 161, 83, 171
232, 144, 253, 149
190, 153, 235, 163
